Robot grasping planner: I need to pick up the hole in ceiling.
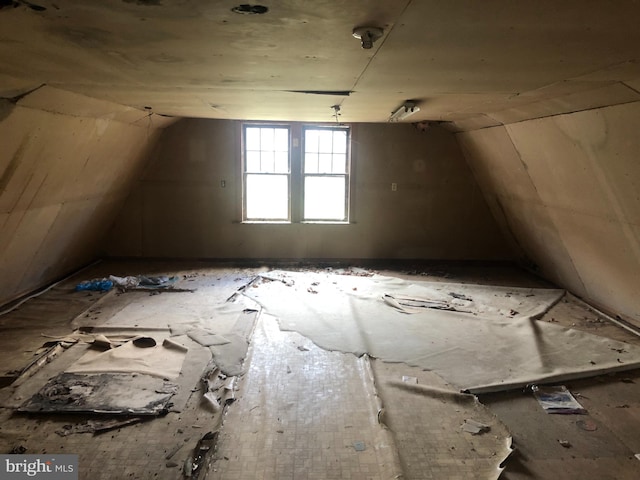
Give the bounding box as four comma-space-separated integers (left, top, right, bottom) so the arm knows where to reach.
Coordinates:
287, 90, 352, 96
231, 4, 268, 15
122, 0, 162, 6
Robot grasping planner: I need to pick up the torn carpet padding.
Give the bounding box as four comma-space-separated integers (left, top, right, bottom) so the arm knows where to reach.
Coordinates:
208, 333, 250, 377
19, 373, 175, 415
1, 334, 209, 414
76, 291, 257, 331
72, 288, 260, 378
244, 271, 640, 393
66, 336, 188, 380
187, 328, 231, 347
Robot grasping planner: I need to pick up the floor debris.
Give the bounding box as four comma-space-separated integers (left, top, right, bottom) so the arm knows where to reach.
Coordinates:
532, 385, 587, 414
353, 441, 366, 451
19, 373, 176, 415
2, 263, 639, 479
576, 419, 598, 431
461, 419, 491, 435
187, 329, 231, 347
75, 275, 185, 293
55, 417, 146, 436
382, 293, 459, 313
201, 367, 236, 413
186, 431, 219, 479
165, 442, 185, 460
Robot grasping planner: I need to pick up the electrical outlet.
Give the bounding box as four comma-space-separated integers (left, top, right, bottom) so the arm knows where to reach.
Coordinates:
391, 182, 397, 191
221, 180, 226, 188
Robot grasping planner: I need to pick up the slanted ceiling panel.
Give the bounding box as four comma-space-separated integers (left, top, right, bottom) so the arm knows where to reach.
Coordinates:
456, 126, 583, 293
458, 101, 640, 324
486, 82, 640, 125
0, 87, 160, 306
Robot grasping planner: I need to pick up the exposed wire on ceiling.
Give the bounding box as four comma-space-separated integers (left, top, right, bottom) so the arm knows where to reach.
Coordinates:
331, 105, 341, 124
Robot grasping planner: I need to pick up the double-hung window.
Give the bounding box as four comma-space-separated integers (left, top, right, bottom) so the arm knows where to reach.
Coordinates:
302, 126, 349, 222
242, 123, 350, 223
243, 125, 290, 221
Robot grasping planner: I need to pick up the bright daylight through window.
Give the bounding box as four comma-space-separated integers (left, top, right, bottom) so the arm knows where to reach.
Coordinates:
244, 126, 290, 221
243, 124, 350, 223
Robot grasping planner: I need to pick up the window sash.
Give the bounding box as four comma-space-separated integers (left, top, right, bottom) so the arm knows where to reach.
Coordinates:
244, 172, 290, 221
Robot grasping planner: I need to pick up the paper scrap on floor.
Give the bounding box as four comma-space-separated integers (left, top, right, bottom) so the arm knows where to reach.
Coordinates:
532, 385, 587, 414
244, 270, 640, 393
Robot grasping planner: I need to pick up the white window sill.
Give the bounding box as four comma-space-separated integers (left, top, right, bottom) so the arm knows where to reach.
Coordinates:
240, 221, 352, 225
242, 220, 291, 224
300, 221, 350, 225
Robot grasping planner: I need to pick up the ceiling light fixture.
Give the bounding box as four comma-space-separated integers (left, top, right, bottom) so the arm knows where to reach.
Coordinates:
389, 101, 420, 122
352, 27, 383, 49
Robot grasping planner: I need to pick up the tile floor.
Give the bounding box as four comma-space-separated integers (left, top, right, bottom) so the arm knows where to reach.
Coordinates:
208, 313, 402, 480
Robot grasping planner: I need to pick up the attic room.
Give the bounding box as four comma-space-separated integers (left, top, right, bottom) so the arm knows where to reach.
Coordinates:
1, 1, 639, 479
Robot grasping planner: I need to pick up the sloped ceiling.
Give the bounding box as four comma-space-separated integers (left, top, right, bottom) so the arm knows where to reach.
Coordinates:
1, 0, 640, 126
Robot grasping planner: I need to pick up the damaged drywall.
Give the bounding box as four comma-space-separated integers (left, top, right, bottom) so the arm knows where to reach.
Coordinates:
0, 86, 165, 306
458, 101, 640, 325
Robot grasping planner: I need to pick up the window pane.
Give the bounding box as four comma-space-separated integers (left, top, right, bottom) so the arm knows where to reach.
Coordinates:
246, 128, 261, 151
274, 128, 289, 152
318, 130, 333, 153
332, 154, 347, 174
305, 130, 320, 153
304, 152, 318, 173
274, 151, 289, 173
318, 153, 332, 173
260, 128, 274, 151
333, 131, 347, 153
246, 174, 289, 220
260, 151, 275, 172
304, 176, 346, 220
246, 151, 260, 172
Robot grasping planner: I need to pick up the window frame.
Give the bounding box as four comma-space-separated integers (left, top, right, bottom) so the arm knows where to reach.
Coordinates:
241, 123, 292, 223
301, 124, 351, 223
241, 122, 352, 224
